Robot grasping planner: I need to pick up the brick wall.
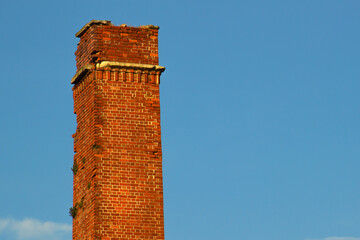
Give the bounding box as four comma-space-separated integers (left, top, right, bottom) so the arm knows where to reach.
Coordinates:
75, 20, 159, 70
71, 20, 165, 240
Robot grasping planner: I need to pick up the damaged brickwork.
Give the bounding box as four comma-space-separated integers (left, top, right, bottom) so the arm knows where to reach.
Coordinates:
71, 20, 165, 240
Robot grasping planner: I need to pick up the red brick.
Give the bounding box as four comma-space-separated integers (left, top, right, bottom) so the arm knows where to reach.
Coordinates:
71, 20, 165, 240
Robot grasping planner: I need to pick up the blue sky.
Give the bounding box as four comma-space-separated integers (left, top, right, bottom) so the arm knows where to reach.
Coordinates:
0, 0, 359, 240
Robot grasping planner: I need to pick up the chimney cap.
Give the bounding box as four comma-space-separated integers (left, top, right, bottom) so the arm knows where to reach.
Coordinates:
75, 20, 112, 38
139, 24, 160, 30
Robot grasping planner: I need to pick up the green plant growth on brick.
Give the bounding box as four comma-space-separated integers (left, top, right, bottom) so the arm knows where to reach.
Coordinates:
82, 157, 86, 164
69, 197, 85, 219
71, 162, 79, 175
69, 205, 78, 218
79, 197, 84, 208
92, 144, 100, 150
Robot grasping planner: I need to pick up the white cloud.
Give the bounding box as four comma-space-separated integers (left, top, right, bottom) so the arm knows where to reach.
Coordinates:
0, 218, 71, 240
306, 237, 360, 240
0, 218, 10, 231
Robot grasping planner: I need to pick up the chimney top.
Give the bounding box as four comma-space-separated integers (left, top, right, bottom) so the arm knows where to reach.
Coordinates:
75, 20, 112, 38
75, 20, 160, 38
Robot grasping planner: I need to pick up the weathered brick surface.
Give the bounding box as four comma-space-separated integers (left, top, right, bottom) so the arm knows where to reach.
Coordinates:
75, 22, 159, 70
71, 21, 165, 240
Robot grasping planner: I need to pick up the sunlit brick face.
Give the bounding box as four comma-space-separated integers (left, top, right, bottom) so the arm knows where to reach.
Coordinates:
71, 20, 165, 240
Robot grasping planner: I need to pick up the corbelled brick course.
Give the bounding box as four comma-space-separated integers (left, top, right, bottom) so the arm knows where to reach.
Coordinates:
71, 20, 165, 240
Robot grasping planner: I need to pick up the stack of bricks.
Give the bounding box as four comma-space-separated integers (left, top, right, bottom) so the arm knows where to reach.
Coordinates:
71, 20, 165, 240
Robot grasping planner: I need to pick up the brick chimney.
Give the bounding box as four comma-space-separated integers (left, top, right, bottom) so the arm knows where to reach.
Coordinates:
70, 20, 165, 240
